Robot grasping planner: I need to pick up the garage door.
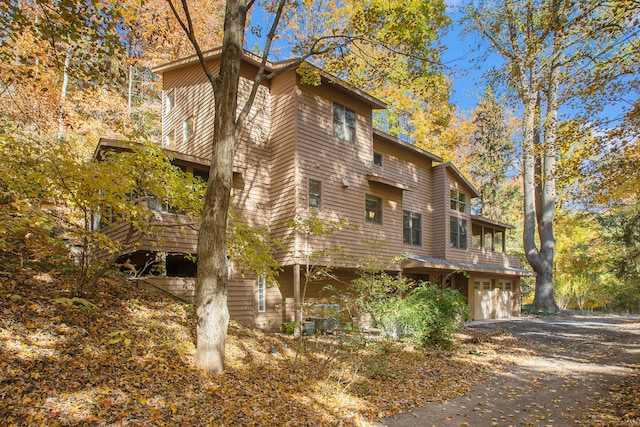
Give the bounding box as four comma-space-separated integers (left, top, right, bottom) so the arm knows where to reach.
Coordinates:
474, 280, 493, 320
497, 280, 514, 318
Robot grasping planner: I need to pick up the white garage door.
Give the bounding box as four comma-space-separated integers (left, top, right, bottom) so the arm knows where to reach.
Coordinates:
474, 280, 493, 320
497, 280, 514, 318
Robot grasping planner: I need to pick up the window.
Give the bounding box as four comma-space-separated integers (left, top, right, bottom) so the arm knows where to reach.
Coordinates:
164, 89, 174, 115
333, 103, 356, 144
373, 152, 383, 166
403, 210, 422, 246
308, 179, 321, 209
450, 217, 468, 249
450, 189, 466, 213
365, 194, 382, 224
183, 116, 194, 140
257, 276, 266, 312
500, 280, 513, 291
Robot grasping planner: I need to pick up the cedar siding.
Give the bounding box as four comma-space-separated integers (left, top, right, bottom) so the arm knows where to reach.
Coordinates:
99, 50, 531, 326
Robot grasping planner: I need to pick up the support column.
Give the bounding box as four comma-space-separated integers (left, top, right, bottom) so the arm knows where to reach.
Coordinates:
293, 263, 301, 324
398, 269, 405, 298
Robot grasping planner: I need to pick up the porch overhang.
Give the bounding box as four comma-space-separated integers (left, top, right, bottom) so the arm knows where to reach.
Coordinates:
367, 174, 414, 191
402, 254, 536, 277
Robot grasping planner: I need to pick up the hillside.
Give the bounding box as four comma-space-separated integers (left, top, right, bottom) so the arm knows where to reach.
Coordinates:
0, 268, 530, 426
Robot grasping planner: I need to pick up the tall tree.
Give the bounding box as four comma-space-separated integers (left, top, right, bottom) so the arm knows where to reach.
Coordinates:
466, 0, 639, 311
470, 88, 516, 220
166, 0, 449, 373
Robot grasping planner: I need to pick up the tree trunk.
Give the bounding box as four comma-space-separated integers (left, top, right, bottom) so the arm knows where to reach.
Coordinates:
194, 0, 248, 374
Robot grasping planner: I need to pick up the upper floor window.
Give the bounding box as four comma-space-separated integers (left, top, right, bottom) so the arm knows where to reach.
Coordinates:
164, 89, 174, 115
183, 116, 194, 140
308, 179, 321, 209
450, 189, 466, 213
450, 217, 467, 250
373, 152, 383, 167
365, 194, 382, 224
333, 103, 356, 144
403, 210, 422, 246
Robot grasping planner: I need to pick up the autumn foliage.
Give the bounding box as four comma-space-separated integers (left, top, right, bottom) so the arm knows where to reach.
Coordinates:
0, 268, 528, 426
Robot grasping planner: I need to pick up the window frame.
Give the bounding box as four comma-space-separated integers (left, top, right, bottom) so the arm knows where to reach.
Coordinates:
164, 89, 175, 115
403, 210, 422, 246
183, 116, 194, 141
257, 276, 266, 313
450, 189, 466, 213
365, 194, 383, 224
373, 152, 383, 167
449, 216, 468, 250
333, 102, 356, 144
308, 178, 322, 210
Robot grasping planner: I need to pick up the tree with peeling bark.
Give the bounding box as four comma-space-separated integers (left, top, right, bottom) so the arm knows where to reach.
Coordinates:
165, 0, 449, 373
466, 0, 639, 312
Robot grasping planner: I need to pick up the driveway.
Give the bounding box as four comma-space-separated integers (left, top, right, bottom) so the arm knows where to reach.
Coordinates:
378, 316, 640, 427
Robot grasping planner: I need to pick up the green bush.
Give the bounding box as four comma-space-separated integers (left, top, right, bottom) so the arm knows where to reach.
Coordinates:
368, 282, 470, 349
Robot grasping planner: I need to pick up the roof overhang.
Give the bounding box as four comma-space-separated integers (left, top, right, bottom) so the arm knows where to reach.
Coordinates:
401, 254, 535, 277
367, 174, 414, 191
471, 215, 515, 230
373, 129, 443, 163
152, 48, 387, 110
94, 139, 211, 169
435, 162, 480, 198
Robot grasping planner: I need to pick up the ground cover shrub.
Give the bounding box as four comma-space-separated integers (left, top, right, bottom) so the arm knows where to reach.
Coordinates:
368, 282, 470, 349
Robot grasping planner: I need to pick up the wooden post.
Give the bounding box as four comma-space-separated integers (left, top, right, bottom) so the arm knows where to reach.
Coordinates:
293, 263, 301, 324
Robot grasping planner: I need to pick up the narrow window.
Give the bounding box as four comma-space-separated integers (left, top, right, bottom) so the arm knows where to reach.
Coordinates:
164, 89, 174, 115
333, 102, 356, 144
403, 210, 422, 246
308, 179, 322, 209
257, 276, 266, 313
183, 116, 194, 140
450, 189, 466, 213
365, 194, 382, 224
450, 217, 468, 249
373, 152, 383, 167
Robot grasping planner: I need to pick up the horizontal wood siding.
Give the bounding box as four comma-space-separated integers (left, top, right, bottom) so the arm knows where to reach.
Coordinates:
372, 137, 434, 258
467, 249, 522, 268
232, 73, 271, 226
269, 70, 299, 264
162, 59, 219, 158
162, 61, 271, 226
228, 280, 255, 325
139, 213, 200, 253
431, 165, 447, 257
294, 79, 405, 265
138, 276, 196, 301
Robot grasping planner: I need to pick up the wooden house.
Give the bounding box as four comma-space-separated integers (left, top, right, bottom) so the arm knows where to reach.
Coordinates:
95, 49, 532, 326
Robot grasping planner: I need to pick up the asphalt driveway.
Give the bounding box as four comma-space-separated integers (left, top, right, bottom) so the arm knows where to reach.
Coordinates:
378, 316, 640, 427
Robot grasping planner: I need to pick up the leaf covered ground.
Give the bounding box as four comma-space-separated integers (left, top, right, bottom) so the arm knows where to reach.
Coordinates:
1, 270, 637, 426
